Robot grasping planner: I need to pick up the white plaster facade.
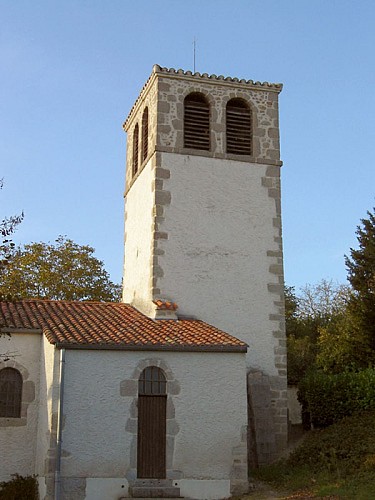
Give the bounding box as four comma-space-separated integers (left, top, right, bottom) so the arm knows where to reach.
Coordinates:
124, 151, 281, 374
0, 332, 59, 489
0, 330, 247, 499
123, 157, 156, 317
59, 349, 247, 499
0, 333, 41, 481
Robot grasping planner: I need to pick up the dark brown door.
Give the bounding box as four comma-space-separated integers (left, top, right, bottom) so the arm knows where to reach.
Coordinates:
137, 395, 167, 478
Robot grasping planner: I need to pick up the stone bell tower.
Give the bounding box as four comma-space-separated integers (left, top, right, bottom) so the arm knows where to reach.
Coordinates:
122, 65, 287, 463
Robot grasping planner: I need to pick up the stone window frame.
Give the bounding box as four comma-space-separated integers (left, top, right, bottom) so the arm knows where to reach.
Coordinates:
0, 359, 35, 427
121, 358, 182, 484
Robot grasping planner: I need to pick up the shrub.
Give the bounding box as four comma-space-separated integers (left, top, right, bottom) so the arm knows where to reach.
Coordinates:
0, 474, 38, 500
287, 411, 375, 475
298, 367, 375, 428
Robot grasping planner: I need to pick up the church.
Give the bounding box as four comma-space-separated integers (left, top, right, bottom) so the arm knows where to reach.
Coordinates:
0, 65, 286, 500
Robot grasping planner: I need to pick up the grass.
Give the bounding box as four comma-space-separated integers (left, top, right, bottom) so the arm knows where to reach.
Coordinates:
249, 411, 375, 499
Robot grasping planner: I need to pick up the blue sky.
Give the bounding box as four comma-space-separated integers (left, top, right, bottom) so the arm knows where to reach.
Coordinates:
1, 0, 374, 291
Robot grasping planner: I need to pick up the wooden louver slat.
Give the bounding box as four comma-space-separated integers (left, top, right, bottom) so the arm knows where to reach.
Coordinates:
133, 124, 139, 176
184, 94, 210, 151
226, 99, 252, 155
142, 108, 148, 162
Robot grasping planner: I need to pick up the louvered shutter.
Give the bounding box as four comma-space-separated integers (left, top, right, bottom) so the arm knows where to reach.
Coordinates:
142, 108, 148, 162
226, 99, 252, 155
132, 124, 139, 176
184, 93, 210, 151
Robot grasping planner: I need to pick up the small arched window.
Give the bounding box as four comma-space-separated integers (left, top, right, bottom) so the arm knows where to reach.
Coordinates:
226, 98, 252, 155
141, 108, 149, 163
132, 123, 139, 176
184, 93, 210, 151
0, 368, 23, 418
138, 366, 166, 395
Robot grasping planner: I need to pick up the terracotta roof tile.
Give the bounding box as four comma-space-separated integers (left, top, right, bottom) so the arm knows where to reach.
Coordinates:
0, 300, 247, 352
153, 300, 178, 311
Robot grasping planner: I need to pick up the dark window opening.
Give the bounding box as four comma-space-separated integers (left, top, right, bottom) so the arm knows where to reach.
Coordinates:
132, 123, 139, 176
184, 93, 210, 151
0, 368, 22, 418
138, 366, 166, 396
226, 98, 252, 155
142, 108, 149, 163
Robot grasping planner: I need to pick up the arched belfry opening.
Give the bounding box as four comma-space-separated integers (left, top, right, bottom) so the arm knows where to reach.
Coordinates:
183, 92, 210, 151
226, 98, 252, 155
137, 366, 167, 479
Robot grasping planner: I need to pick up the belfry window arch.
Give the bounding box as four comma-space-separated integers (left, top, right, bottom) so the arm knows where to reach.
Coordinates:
184, 92, 210, 151
132, 123, 139, 176
0, 367, 23, 418
141, 107, 149, 163
226, 98, 252, 155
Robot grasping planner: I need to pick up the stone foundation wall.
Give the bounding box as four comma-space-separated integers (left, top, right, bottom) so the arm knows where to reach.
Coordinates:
247, 371, 287, 465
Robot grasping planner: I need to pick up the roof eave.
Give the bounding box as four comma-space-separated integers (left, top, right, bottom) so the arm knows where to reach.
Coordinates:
54, 342, 247, 353
0, 327, 42, 334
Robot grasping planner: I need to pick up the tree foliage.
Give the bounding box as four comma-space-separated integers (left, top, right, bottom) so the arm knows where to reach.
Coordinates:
298, 368, 375, 428
318, 208, 375, 373
345, 208, 375, 351
0, 236, 121, 302
0, 179, 24, 296
288, 207, 375, 384
285, 280, 349, 384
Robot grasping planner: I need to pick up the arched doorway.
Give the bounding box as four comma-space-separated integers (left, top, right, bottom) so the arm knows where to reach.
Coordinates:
137, 366, 167, 478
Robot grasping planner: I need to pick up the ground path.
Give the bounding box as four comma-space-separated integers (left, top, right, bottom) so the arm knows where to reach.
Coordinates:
238, 480, 339, 499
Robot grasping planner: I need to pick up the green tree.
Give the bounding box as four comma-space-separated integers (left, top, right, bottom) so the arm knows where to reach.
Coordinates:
345, 208, 375, 352
0, 236, 121, 302
285, 281, 349, 383
315, 208, 375, 373
0, 179, 24, 300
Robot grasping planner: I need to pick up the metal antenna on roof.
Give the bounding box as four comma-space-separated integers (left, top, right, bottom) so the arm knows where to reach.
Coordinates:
193, 37, 196, 73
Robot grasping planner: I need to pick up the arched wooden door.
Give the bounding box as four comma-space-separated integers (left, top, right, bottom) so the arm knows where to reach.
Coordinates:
137, 366, 167, 478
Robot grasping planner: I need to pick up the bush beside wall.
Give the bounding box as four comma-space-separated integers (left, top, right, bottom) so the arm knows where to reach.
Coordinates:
0, 474, 39, 500
298, 367, 375, 428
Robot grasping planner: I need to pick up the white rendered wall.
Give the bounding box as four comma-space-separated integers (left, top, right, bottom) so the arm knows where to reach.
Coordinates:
157, 152, 280, 375
123, 158, 155, 316
0, 333, 41, 481
60, 349, 247, 499
169, 352, 246, 478
35, 337, 60, 488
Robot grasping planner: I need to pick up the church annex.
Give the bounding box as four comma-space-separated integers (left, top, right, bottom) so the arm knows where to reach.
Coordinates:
0, 65, 286, 500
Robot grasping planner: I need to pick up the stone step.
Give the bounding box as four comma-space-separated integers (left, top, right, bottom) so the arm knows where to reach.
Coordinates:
130, 486, 182, 498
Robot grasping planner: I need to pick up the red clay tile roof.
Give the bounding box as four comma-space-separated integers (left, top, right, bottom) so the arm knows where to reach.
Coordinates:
0, 300, 247, 352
